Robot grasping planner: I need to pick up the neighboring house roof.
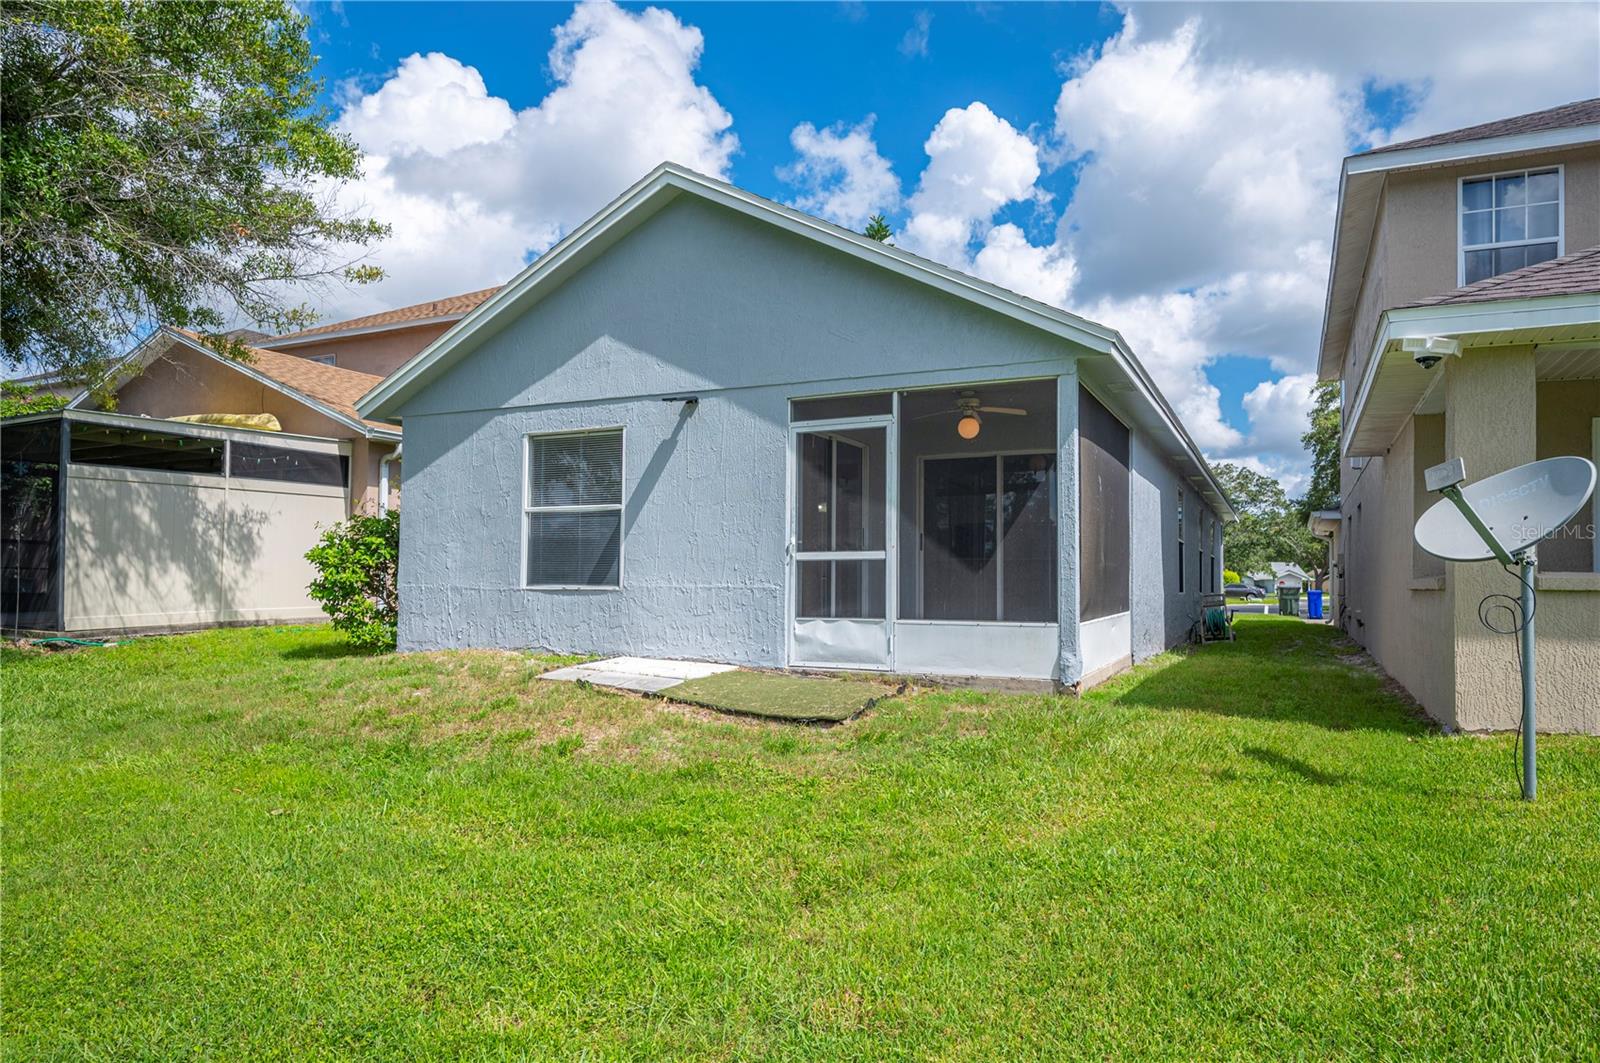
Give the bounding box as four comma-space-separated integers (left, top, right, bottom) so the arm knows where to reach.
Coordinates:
1270, 562, 1310, 580
1403, 245, 1600, 307
70, 327, 401, 441
1364, 98, 1600, 156
1317, 99, 1600, 380
357, 162, 1237, 521
263, 287, 501, 348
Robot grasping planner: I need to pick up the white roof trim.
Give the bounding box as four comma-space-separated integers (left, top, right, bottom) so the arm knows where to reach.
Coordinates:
357, 162, 1234, 520
1317, 121, 1600, 381
69, 327, 401, 442
1344, 122, 1600, 177
1340, 292, 1600, 456
262, 314, 464, 350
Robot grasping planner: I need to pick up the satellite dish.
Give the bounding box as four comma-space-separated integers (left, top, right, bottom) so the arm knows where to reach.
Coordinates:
1414, 456, 1596, 562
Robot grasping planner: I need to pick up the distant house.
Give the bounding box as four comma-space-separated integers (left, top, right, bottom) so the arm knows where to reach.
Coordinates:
1, 290, 497, 635
355, 163, 1234, 687
1319, 98, 1600, 733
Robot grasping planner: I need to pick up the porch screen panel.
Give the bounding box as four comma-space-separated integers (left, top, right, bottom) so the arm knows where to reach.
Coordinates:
1001, 454, 1057, 622
2, 419, 63, 631
1078, 388, 1130, 621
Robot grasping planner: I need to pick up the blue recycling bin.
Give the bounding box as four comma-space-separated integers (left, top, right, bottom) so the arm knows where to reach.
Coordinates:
1307, 589, 1324, 620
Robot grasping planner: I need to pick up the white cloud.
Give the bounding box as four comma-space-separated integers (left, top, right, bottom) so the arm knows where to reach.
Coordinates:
1240, 372, 1317, 457
1121, 2, 1600, 146
1052, 15, 1353, 304
781, 118, 901, 229
334, 52, 514, 157
898, 102, 1045, 268
971, 223, 1076, 308
899, 10, 933, 58
308, 0, 736, 323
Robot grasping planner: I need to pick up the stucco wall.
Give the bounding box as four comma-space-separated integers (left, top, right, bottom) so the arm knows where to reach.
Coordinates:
1347, 417, 1456, 720
269, 322, 452, 378
1129, 430, 1199, 657
394, 196, 1219, 679
1535, 379, 1600, 573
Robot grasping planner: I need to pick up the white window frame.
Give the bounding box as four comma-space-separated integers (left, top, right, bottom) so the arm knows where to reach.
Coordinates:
520, 426, 625, 590
1457, 165, 1563, 286
306, 353, 337, 366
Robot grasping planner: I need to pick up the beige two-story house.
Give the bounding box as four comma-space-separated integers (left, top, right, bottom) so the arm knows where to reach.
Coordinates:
1319, 99, 1600, 734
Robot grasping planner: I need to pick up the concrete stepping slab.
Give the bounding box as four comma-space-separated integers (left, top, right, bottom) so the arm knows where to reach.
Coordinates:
540, 656, 737, 694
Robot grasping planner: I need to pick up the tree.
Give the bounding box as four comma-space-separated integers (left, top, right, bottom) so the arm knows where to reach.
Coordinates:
1213, 461, 1324, 582
863, 214, 893, 242
1297, 380, 1340, 519
1, 0, 387, 387
0, 380, 68, 418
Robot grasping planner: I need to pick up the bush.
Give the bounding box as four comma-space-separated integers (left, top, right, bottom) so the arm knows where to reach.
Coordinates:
305, 511, 399, 650
1223, 568, 1242, 586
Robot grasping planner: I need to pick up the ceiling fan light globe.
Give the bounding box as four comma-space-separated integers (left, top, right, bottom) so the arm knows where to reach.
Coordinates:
957, 414, 981, 440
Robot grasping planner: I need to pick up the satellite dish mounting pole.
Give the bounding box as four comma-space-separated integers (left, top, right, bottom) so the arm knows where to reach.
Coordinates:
1518, 546, 1537, 801
1417, 455, 1596, 802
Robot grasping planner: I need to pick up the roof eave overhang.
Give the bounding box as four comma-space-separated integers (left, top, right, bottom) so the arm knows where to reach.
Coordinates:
1316, 121, 1600, 382
1342, 292, 1600, 457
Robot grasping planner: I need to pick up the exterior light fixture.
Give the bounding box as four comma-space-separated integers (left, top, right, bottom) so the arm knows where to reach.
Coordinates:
957, 413, 981, 440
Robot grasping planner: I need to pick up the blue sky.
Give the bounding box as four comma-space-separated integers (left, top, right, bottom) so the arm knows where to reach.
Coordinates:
298, 1, 1598, 490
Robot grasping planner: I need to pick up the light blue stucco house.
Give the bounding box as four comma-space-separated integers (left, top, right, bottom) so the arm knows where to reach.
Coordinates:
358, 164, 1233, 688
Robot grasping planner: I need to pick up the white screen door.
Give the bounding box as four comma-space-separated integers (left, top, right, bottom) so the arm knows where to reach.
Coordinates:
790, 417, 893, 668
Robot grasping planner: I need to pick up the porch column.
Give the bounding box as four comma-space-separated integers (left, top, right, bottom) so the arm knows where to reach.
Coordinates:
1056, 364, 1081, 687
1443, 344, 1536, 731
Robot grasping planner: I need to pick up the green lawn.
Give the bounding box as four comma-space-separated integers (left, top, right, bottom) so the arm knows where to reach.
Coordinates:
4, 617, 1597, 1059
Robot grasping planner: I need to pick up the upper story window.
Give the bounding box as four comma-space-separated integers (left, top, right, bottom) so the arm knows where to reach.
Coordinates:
306, 353, 336, 366
1459, 168, 1561, 285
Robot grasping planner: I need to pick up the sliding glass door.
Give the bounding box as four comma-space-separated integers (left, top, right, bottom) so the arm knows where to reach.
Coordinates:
917, 452, 1056, 623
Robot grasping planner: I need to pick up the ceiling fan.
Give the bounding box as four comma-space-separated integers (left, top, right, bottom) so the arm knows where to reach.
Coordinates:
913, 391, 1026, 440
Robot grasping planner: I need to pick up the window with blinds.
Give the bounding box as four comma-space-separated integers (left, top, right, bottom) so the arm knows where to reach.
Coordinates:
524, 429, 623, 587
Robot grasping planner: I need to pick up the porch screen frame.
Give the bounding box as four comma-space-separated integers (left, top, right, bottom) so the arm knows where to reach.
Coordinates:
786, 406, 898, 668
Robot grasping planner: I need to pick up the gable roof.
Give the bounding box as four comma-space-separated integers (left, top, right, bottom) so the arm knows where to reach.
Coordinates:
1317, 99, 1600, 380
1364, 98, 1600, 156
1403, 245, 1600, 308
71, 327, 401, 441
262, 287, 501, 349
357, 162, 1235, 521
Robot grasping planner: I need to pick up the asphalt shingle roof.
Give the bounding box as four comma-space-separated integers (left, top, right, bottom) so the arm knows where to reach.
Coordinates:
1362, 98, 1600, 156
170, 329, 393, 434
265, 287, 500, 344
1404, 246, 1600, 308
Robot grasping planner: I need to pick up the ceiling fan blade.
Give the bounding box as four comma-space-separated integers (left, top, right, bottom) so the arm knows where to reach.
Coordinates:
978, 406, 1027, 415
911, 410, 954, 420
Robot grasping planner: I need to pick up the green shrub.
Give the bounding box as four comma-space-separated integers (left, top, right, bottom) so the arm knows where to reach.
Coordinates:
1223, 568, 1242, 586
305, 511, 399, 650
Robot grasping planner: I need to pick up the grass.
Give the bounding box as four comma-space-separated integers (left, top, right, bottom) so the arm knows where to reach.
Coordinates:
664, 669, 890, 722
4, 616, 1598, 1060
